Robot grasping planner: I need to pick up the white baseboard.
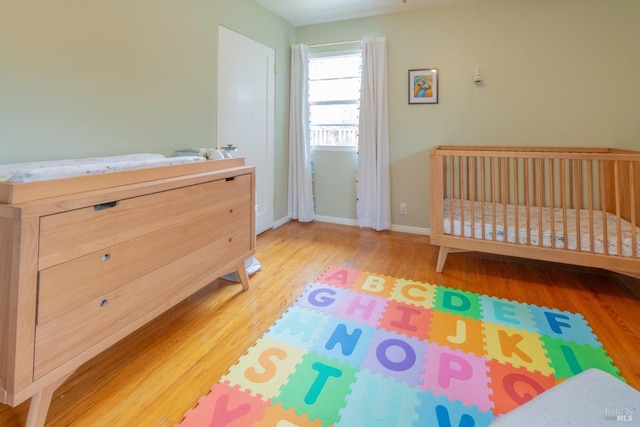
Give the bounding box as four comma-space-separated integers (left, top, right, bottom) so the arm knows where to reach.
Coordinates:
313, 216, 430, 235
390, 224, 430, 235
314, 215, 359, 227
272, 216, 290, 229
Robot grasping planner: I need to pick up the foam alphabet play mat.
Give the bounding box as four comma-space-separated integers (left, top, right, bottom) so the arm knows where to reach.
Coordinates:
177, 266, 622, 426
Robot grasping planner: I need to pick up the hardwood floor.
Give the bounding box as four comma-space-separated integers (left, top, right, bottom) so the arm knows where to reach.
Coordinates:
1, 221, 639, 426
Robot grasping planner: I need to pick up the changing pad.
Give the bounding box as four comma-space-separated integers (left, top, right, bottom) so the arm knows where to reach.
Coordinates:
0, 153, 205, 183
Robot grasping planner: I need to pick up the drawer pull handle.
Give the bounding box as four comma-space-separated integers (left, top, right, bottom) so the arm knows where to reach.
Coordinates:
94, 201, 118, 211
99, 299, 108, 308
225, 177, 235, 182
102, 253, 111, 262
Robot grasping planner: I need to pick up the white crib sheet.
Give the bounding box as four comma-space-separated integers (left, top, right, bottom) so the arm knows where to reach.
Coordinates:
443, 198, 640, 258
0, 154, 205, 183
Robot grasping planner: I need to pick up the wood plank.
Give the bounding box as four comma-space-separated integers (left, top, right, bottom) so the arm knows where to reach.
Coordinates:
1, 221, 638, 426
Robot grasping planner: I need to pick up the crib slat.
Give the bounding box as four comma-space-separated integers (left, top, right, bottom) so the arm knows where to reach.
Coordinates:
574, 159, 582, 252
548, 158, 556, 249
448, 155, 454, 236
587, 160, 595, 254
630, 161, 637, 259
458, 156, 464, 236
615, 161, 623, 257
569, 160, 574, 209
536, 158, 543, 247
502, 157, 508, 244
629, 162, 638, 258
491, 157, 497, 242
599, 161, 609, 256
532, 158, 538, 209
496, 157, 501, 203
514, 158, 520, 245
470, 157, 476, 239
524, 158, 531, 246
560, 159, 569, 250
458, 156, 463, 201
481, 156, 487, 240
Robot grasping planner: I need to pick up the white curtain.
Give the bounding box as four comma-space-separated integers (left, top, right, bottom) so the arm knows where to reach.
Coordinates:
287, 44, 315, 222
357, 36, 391, 231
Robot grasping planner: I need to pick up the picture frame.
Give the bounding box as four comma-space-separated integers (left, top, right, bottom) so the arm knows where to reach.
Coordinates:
409, 68, 438, 104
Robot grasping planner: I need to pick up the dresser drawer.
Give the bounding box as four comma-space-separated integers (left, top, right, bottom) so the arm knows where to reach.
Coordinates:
38, 174, 251, 269
33, 226, 251, 379
37, 199, 250, 324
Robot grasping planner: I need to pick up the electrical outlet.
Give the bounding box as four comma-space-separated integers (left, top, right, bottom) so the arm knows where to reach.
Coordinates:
400, 202, 408, 215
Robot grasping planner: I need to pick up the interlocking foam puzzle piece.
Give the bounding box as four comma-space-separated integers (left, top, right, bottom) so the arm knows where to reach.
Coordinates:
265, 305, 328, 348
221, 336, 306, 400
295, 282, 351, 316
316, 266, 364, 289
177, 381, 271, 427
333, 289, 388, 327
421, 343, 493, 412
414, 389, 495, 427
353, 272, 399, 299
480, 295, 538, 333
483, 322, 553, 375
307, 315, 377, 368
273, 353, 358, 426
540, 336, 621, 380
254, 402, 326, 427
528, 305, 602, 347
378, 299, 432, 341
486, 359, 559, 416
434, 286, 483, 320
390, 278, 436, 309
337, 370, 421, 427
427, 310, 486, 357
362, 327, 428, 387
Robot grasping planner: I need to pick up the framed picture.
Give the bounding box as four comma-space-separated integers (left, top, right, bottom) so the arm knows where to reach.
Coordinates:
409, 68, 438, 104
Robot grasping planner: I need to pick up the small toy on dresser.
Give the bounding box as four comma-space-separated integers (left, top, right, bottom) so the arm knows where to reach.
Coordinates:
173, 145, 238, 160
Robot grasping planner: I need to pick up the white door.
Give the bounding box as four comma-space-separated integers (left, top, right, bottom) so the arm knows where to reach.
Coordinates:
217, 26, 275, 235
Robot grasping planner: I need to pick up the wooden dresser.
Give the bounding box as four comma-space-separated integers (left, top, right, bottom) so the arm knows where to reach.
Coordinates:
0, 158, 255, 426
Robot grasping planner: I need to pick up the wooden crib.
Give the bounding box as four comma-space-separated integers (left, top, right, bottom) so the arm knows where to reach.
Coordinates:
429, 146, 640, 279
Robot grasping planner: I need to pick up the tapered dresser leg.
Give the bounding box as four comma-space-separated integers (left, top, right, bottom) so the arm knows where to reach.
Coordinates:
237, 260, 250, 291
25, 373, 73, 427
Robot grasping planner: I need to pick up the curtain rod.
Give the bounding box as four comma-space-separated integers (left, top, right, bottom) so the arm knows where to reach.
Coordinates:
308, 39, 361, 48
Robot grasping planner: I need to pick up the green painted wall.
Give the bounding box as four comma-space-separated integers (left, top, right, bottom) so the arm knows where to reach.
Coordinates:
297, 0, 640, 229
0, 0, 295, 221
2, 0, 639, 230
311, 149, 358, 221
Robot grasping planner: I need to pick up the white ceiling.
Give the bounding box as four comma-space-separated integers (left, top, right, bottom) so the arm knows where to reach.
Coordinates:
256, 0, 471, 27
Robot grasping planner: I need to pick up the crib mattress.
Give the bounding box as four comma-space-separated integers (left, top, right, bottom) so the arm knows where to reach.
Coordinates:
443, 198, 640, 258
0, 153, 205, 183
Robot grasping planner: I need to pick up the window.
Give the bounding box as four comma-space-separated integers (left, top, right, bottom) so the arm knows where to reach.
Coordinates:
308, 53, 361, 148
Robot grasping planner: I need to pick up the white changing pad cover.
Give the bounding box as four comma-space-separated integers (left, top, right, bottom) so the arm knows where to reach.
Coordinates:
444, 198, 640, 258
0, 153, 205, 183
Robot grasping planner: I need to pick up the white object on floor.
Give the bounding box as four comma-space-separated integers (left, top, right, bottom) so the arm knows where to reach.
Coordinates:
221, 256, 262, 282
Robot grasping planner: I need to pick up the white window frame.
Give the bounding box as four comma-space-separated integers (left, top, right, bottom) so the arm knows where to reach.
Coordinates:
309, 49, 361, 153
